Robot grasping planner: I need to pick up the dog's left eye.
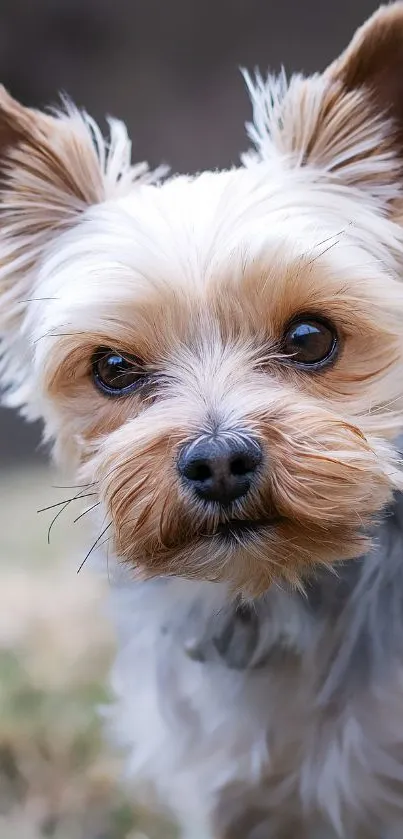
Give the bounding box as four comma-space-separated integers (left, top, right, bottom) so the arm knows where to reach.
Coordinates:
92, 347, 146, 396
282, 317, 338, 369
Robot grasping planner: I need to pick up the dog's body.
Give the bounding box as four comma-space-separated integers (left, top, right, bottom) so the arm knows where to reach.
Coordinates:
2, 4, 403, 837
106, 482, 403, 838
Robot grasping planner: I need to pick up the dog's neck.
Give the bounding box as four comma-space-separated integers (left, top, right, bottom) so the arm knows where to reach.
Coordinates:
141, 491, 403, 690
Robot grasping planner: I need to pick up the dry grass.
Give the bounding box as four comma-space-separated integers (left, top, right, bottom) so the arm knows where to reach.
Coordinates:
0, 466, 176, 839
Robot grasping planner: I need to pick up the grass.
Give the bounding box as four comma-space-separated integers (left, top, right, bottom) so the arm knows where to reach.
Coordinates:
0, 467, 175, 839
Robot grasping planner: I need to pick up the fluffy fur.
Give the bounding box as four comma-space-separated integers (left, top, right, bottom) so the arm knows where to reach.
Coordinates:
2, 3, 403, 836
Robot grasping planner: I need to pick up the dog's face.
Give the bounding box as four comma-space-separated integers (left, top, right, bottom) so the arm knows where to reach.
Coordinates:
2, 4, 403, 594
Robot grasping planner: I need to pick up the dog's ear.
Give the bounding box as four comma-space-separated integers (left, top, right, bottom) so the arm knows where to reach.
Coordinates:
328, 2, 403, 123
0, 87, 162, 413
244, 2, 403, 203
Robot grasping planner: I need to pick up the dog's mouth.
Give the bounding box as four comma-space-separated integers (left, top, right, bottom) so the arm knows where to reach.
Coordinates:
213, 517, 280, 542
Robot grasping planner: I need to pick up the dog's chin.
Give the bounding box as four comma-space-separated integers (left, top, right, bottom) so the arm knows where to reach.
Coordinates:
115, 509, 370, 596
211, 517, 282, 544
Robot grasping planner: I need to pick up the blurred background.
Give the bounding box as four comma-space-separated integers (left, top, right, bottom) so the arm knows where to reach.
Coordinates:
0, 1, 382, 837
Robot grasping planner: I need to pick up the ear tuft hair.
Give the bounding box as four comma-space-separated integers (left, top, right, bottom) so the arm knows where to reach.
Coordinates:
243, 3, 403, 205
0, 86, 164, 213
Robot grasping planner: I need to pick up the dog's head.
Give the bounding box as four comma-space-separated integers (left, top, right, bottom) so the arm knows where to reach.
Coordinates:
2, 4, 403, 594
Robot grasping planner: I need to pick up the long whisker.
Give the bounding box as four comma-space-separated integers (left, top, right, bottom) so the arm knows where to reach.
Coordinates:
306, 240, 340, 266
77, 522, 112, 574
37, 493, 97, 513
51, 482, 97, 490
73, 502, 100, 524
34, 330, 88, 345
38, 489, 98, 545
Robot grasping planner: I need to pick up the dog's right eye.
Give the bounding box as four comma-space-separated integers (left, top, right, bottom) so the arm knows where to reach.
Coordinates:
92, 347, 146, 397
282, 316, 338, 370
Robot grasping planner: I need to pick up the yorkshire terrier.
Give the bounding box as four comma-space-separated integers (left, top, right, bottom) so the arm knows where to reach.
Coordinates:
2, 3, 403, 837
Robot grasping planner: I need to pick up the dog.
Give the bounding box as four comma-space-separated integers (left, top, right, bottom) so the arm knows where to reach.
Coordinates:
2, 3, 403, 836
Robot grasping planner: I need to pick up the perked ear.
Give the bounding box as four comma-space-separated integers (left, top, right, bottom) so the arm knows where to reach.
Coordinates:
244, 2, 403, 202
0, 86, 163, 412
329, 1, 403, 128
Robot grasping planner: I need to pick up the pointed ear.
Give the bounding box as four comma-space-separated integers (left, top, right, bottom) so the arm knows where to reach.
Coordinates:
244, 2, 403, 201
0, 86, 164, 412
0, 84, 160, 233
328, 1, 403, 134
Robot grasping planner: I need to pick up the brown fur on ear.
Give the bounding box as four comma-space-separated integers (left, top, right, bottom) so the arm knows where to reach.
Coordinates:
245, 2, 403, 199
329, 2, 403, 147
0, 84, 162, 231
0, 85, 105, 214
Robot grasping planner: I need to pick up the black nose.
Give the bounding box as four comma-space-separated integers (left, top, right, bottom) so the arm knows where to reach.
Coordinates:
178, 435, 262, 505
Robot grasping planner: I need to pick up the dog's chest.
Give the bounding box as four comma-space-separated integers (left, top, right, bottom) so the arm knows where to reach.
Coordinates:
108, 576, 318, 784
106, 556, 403, 833
175, 583, 316, 670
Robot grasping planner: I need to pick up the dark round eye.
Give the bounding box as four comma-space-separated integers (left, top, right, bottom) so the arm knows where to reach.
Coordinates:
92, 347, 146, 396
282, 317, 338, 369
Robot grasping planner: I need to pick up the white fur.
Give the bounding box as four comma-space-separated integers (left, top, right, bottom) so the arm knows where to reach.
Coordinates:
101, 555, 403, 839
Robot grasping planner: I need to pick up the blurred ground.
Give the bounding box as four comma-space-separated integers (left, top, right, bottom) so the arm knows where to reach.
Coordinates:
0, 467, 175, 839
